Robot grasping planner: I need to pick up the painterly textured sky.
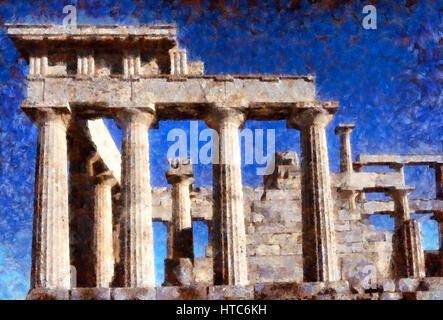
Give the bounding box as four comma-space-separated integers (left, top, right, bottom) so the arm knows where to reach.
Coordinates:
0, 0, 441, 299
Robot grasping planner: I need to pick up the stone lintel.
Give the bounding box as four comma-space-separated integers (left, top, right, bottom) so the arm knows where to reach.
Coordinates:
24, 76, 316, 120
356, 154, 443, 167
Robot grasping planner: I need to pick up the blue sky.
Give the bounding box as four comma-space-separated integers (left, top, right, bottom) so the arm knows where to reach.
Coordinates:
0, 0, 441, 299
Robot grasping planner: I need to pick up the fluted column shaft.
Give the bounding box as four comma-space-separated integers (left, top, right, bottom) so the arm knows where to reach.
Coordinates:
164, 159, 195, 286
119, 108, 155, 287
289, 107, 339, 282
205, 108, 248, 286
171, 179, 194, 258
390, 188, 425, 278
31, 109, 70, 289
93, 173, 116, 288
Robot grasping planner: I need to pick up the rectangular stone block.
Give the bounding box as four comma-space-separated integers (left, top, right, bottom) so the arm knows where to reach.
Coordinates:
377, 279, 396, 293
254, 222, 302, 234
364, 231, 387, 242
207, 285, 254, 300
248, 256, 303, 283
27, 288, 70, 300
70, 288, 111, 300
396, 278, 421, 292
380, 292, 403, 300
251, 200, 301, 225
256, 244, 280, 256
254, 283, 300, 300
261, 190, 301, 201
193, 257, 213, 286
156, 286, 208, 300
335, 221, 350, 232
299, 282, 326, 298
416, 291, 443, 300
111, 287, 156, 300
421, 277, 443, 291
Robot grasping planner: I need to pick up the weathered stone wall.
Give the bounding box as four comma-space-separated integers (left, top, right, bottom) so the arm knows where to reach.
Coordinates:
150, 151, 397, 286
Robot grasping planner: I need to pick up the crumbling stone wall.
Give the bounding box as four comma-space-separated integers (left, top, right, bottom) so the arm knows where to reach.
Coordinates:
151, 151, 396, 286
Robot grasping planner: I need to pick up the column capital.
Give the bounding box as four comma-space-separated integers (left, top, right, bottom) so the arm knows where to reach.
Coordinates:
203, 106, 246, 130
92, 171, 118, 187
166, 158, 194, 185
334, 123, 355, 135
115, 106, 156, 129
287, 102, 338, 130
385, 186, 415, 199
21, 102, 71, 127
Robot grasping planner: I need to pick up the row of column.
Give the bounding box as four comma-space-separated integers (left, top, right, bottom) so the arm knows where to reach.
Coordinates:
30, 103, 343, 290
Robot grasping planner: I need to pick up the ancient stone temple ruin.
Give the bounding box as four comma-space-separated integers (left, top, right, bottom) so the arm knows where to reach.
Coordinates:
7, 24, 443, 300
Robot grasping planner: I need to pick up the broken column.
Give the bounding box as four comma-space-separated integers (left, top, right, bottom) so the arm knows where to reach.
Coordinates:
93, 172, 117, 288
164, 158, 195, 286
387, 187, 425, 278
288, 104, 339, 282
117, 107, 156, 287
27, 106, 71, 290
204, 107, 248, 285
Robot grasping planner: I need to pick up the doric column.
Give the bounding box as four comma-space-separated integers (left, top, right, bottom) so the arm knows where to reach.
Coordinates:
287, 104, 339, 282
93, 172, 117, 288
164, 158, 195, 286
204, 107, 248, 286
334, 124, 355, 173
118, 108, 156, 287
387, 187, 425, 278
433, 163, 443, 200
29, 107, 71, 289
